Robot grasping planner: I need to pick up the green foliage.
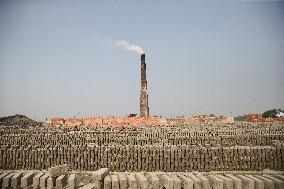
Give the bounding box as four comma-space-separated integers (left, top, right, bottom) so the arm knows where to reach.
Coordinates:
262, 109, 283, 118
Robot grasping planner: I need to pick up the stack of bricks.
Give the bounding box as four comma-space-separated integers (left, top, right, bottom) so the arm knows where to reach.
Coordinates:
1, 122, 284, 172
51, 117, 166, 127
1, 168, 283, 189
1, 144, 283, 171
0, 166, 77, 188
50, 115, 235, 127
1, 123, 284, 147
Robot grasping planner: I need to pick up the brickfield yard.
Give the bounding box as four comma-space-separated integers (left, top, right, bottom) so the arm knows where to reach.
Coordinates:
1, 122, 284, 188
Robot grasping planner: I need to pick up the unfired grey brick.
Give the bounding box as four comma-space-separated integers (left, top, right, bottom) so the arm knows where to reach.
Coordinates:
118, 173, 128, 189
237, 175, 255, 189
33, 172, 45, 188
263, 174, 284, 189
245, 175, 264, 189
21, 171, 35, 188
47, 176, 57, 189
225, 174, 242, 189
48, 164, 68, 177
11, 172, 23, 188
168, 174, 182, 189
216, 175, 233, 189
2, 172, 14, 188
92, 168, 110, 181
111, 174, 119, 189
135, 173, 149, 189
68, 174, 77, 189
158, 174, 174, 189
0, 172, 10, 186
104, 175, 112, 189
40, 173, 49, 188
255, 175, 275, 189
56, 174, 67, 189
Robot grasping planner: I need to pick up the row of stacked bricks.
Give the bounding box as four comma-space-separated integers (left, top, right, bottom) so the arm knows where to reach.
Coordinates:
1, 133, 283, 147
1, 167, 284, 189
0, 164, 77, 189
1, 144, 283, 171
1, 127, 284, 147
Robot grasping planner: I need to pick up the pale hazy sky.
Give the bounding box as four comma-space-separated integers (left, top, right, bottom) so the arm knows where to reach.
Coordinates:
0, 1, 283, 120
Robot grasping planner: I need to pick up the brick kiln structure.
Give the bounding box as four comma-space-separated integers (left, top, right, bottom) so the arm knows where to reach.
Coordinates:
140, 54, 149, 117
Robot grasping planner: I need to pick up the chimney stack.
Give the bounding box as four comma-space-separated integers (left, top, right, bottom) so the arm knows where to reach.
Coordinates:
140, 54, 149, 117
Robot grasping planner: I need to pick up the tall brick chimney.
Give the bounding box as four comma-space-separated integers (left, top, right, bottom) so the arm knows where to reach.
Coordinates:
140, 54, 149, 117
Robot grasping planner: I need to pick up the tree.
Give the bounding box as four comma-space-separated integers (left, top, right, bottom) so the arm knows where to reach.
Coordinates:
262, 109, 283, 118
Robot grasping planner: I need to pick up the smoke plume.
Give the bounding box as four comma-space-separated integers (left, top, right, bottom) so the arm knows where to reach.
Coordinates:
116, 40, 144, 55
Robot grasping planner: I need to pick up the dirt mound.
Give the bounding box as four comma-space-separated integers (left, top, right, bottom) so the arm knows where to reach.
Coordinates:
0, 114, 42, 127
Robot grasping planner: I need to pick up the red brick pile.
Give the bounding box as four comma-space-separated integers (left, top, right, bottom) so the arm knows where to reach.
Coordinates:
246, 114, 284, 122
49, 115, 234, 127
